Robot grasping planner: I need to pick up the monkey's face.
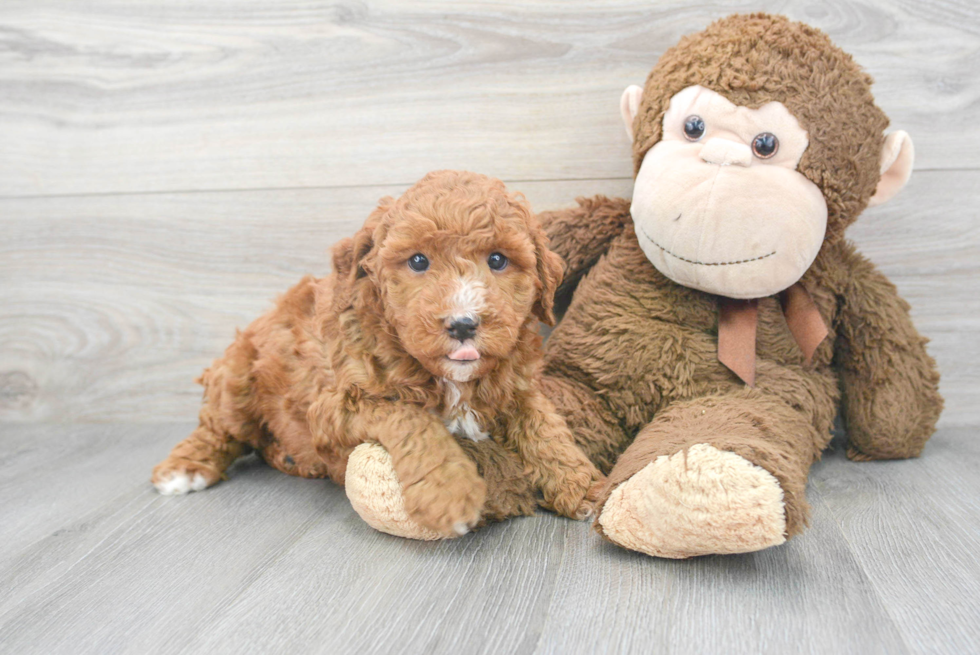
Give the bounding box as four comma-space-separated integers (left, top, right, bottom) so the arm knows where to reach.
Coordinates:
630, 86, 828, 299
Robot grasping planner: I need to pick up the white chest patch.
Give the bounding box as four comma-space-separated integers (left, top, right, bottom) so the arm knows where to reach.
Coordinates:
441, 380, 489, 442
445, 408, 489, 442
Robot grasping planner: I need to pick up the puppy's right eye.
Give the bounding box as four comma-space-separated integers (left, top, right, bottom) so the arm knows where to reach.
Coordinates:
408, 253, 429, 272
487, 252, 508, 271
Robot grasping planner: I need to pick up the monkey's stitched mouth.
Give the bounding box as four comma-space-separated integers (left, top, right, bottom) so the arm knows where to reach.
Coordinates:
637, 224, 776, 267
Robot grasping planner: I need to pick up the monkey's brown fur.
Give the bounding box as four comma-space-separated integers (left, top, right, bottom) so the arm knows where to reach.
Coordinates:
153, 171, 600, 537
535, 14, 943, 545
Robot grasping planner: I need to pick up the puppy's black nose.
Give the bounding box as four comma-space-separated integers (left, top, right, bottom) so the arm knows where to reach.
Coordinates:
447, 317, 479, 341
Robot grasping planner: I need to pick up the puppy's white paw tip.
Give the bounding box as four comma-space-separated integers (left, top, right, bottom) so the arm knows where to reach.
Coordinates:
453, 522, 470, 536
154, 471, 208, 495
190, 472, 208, 491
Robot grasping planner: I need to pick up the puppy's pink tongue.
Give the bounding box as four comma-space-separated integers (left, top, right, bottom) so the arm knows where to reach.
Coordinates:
448, 346, 480, 361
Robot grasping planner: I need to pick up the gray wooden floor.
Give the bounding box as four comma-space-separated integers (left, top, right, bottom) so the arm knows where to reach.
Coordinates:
2, 2, 979, 653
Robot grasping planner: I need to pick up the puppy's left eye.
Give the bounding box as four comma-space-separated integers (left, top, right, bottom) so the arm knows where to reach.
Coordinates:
408, 253, 429, 272
487, 252, 508, 271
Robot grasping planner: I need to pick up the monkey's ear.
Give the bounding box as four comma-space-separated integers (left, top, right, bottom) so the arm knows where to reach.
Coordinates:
868, 130, 914, 208
620, 85, 644, 141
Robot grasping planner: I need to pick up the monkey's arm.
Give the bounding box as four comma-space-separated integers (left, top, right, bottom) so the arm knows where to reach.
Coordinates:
834, 246, 943, 460
537, 195, 632, 295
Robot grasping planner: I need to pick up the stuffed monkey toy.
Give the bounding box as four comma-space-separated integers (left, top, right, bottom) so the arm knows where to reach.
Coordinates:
532, 13, 943, 558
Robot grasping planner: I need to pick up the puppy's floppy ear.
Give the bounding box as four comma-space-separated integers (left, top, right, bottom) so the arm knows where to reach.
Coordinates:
531, 222, 565, 326
330, 237, 356, 277
347, 226, 376, 283
332, 196, 394, 284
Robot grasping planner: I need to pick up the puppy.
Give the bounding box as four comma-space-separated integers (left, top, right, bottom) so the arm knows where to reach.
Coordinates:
152, 170, 601, 537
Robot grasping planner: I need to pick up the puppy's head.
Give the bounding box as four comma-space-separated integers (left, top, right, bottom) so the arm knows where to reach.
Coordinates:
339, 170, 562, 382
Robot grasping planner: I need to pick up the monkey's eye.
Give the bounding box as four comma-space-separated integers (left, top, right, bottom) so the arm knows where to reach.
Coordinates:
487, 252, 508, 271
408, 253, 429, 272
683, 115, 705, 141
752, 133, 779, 159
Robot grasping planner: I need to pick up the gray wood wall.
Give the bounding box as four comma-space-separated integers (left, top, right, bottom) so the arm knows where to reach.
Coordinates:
2, 1, 977, 426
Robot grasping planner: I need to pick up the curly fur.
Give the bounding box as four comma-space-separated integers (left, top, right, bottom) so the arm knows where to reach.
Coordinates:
152, 170, 600, 537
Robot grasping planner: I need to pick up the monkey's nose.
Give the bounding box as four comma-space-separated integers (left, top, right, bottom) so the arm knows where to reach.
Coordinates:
699, 137, 753, 167
447, 316, 479, 341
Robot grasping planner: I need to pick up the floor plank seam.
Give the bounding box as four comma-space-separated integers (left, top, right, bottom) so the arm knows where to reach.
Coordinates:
809, 481, 916, 655
164, 505, 332, 655
527, 521, 571, 655
0, 167, 973, 203
0, 487, 161, 624
0, 177, 631, 202
396, 535, 486, 652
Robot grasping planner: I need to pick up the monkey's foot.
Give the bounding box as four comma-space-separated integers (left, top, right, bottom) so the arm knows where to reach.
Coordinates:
345, 443, 445, 541
597, 444, 786, 558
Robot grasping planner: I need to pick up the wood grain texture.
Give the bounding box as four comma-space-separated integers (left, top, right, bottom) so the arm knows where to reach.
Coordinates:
810, 429, 980, 654
3, 424, 979, 654
0, 424, 180, 574
1, 173, 974, 424
0, 456, 347, 654
532, 485, 909, 655
186, 499, 566, 655
0, 0, 977, 197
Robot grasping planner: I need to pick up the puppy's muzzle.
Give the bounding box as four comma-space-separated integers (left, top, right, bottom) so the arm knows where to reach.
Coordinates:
446, 316, 479, 342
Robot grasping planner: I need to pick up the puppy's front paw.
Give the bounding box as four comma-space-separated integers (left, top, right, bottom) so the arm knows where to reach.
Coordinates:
546, 465, 604, 521
568, 475, 607, 521
402, 459, 487, 538
152, 460, 219, 495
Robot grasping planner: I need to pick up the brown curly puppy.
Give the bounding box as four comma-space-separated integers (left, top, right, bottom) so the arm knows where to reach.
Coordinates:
152, 170, 601, 537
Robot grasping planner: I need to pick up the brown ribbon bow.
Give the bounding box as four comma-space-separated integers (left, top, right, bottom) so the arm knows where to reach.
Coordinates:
717, 283, 828, 386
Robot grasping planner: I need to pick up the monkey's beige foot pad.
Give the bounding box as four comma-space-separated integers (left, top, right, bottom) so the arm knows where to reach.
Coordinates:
345, 443, 445, 541
597, 443, 787, 558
